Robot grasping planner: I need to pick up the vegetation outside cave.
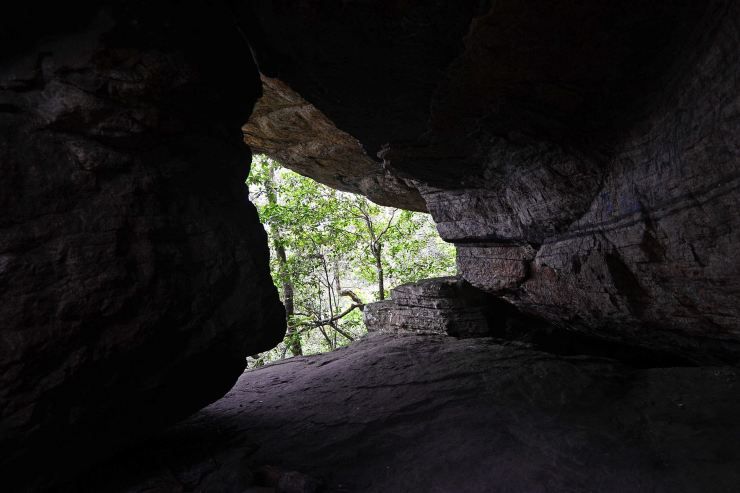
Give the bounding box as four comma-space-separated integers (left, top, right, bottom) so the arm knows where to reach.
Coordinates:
246, 155, 456, 366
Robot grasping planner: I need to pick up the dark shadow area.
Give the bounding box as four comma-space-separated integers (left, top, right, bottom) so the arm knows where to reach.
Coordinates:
52, 334, 740, 492
495, 308, 698, 369
3, 1, 739, 491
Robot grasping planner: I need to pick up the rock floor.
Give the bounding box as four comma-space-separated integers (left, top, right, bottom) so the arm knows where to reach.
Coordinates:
60, 334, 740, 492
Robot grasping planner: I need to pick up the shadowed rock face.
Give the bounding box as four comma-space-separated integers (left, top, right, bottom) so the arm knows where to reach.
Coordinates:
0, 2, 284, 488
247, 0, 740, 363
364, 277, 697, 368
57, 334, 740, 492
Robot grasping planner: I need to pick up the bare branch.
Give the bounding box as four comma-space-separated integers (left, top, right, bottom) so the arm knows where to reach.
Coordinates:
331, 323, 356, 341
376, 208, 399, 241
340, 289, 365, 307
291, 303, 363, 339
317, 325, 334, 348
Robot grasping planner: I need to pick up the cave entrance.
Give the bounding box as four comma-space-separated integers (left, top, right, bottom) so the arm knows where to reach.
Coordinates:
245, 154, 455, 365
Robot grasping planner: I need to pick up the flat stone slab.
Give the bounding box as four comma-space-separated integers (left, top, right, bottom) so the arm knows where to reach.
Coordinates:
64, 334, 740, 492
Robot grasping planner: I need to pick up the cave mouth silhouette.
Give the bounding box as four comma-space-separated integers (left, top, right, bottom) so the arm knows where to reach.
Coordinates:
2, 1, 739, 491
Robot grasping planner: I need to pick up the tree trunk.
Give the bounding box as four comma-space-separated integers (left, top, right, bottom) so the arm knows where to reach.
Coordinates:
274, 241, 302, 356
266, 165, 302, 357
375, 242, 385, 300
273, 243, 294, 316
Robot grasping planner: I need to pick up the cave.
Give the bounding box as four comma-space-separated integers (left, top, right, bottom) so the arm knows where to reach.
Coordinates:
1, 1, 739, 492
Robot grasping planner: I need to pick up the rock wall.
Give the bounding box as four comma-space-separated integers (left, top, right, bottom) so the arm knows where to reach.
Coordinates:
0, 3, 284, 488
247, 0, 740, 364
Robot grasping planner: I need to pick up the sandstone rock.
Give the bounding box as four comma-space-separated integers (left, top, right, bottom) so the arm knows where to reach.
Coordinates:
59, 333, 740, 492
364, 276, 500, 337
246, 0, 740, 363
243, 74, 425, 211
245, 0, 483, 169
253, 465, 322, 493
455, 244, 537, 292
0, 4, 284, 488
3, 1, 740, 489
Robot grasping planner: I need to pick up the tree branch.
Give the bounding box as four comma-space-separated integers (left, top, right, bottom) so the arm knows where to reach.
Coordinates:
291, 303, 363, 339
376, 208, 398, 241
340, 289, 364, 307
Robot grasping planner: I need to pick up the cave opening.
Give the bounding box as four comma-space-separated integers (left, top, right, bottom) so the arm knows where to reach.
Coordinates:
244, 153, 456, 365
238, 68, 706, 370
3, 1, 740, 490
241, 147, 698, 370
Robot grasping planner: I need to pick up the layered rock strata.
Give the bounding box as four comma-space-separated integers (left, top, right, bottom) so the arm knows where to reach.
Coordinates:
364, 276, 500, 337
247, 0, 740, 363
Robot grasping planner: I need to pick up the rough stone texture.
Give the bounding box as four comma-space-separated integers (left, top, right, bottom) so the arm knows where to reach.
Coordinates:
364, 276, 499, 337
243, 74, 425, 211
456, 243, 538, 292
245, 0, 483, 168
61, 334, 740, 492
426, 0, 740, 364
0, 3, 284, 489
247, 1, 740, 363
3, 1, 740, 490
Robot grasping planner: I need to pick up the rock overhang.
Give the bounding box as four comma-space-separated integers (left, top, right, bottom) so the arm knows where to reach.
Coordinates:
245, 0, 740, 364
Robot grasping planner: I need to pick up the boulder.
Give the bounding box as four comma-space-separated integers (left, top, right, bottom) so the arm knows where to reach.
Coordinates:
364, 276, 502, 337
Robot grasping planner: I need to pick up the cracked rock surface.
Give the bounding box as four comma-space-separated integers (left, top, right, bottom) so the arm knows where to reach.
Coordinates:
62, 333, 740, 492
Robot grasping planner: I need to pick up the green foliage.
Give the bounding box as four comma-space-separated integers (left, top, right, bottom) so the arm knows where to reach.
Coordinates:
246, 155, 456, 365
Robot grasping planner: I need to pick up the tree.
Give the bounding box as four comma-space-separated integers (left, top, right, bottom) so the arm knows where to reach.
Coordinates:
344, 197, 396, 300
246, 155, 456, 362
261, 162, 301, 356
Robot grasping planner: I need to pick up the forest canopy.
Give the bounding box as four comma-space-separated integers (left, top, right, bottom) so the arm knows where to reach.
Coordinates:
246, 155, 456, 364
